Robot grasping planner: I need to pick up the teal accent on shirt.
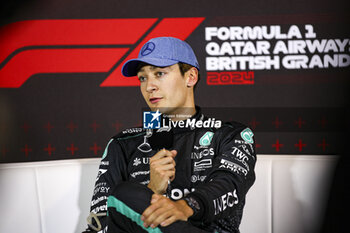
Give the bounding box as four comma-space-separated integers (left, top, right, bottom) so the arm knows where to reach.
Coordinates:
107, 196, 163, 233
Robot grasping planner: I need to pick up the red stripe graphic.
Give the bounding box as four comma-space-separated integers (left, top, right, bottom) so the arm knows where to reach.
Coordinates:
0, 19, 157, 64
0, 48, 128, 88
100, 17, 205, 87
0, 18, 204, 88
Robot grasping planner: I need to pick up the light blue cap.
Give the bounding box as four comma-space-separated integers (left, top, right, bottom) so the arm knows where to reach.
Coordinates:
122, 37, 199, 77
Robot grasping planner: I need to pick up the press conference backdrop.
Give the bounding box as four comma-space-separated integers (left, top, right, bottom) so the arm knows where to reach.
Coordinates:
0, 0, 349, 163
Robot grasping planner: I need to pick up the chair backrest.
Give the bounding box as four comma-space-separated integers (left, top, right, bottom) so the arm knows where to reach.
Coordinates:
0, 155, 337, 233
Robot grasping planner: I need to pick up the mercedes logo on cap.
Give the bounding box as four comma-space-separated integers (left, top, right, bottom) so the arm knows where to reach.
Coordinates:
141, 42, 155, 56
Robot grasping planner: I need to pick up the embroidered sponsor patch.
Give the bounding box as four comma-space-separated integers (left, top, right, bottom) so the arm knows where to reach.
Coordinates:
240, 128, 254, 143
199, 131, 214, 146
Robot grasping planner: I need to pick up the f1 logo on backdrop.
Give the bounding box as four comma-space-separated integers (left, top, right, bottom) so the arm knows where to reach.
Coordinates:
0, 18, 204, 88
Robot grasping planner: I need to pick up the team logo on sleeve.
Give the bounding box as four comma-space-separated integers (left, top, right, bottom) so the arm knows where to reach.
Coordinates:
95, 169, 107, 181
199, 131, 214, 146
240, 128, 254, 143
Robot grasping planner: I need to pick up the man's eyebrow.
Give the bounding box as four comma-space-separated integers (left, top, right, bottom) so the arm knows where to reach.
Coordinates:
152, 66, 172, 70
137, 65, 166, 74
149, 66, 159, 70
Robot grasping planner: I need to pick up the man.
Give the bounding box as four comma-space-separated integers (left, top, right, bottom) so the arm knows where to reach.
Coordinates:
85, 37, 256, 233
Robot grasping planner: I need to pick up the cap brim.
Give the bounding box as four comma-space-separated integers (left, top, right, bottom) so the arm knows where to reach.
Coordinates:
121, 57, 179, 77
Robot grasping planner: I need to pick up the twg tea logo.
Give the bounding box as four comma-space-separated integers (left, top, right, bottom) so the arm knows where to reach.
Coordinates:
0, 18, 204, 88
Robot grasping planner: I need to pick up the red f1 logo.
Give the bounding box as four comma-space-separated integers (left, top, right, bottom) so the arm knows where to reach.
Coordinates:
0, 18, 204, 88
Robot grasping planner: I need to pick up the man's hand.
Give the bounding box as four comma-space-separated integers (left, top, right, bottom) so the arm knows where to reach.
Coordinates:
141, 194, 194, 228
147, 149, 177, 194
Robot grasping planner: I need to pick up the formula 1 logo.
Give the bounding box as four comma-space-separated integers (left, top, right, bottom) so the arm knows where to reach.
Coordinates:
0, 18, 204, 88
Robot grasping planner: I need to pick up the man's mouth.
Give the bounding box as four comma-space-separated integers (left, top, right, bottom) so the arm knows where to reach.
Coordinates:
149, 97, 162, 104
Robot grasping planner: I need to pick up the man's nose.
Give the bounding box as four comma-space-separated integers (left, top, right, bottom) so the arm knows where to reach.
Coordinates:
146, 77, 158, 93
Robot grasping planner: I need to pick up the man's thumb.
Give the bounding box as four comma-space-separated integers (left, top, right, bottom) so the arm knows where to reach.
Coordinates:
170, 150, 177, 157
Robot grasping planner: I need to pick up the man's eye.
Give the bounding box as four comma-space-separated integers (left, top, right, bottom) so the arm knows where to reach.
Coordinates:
138, 76, 146, 82
156, 71, 165, 77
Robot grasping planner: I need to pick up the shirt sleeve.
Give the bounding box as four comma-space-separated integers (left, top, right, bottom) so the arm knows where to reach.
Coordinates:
185, 122, 256, 224
86, 138, 128, 232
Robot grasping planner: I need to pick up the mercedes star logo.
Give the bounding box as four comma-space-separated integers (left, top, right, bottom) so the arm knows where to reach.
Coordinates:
141, 42, 155, 56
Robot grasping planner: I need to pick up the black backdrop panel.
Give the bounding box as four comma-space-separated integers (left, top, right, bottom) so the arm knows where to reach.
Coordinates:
0, 0, 349, 162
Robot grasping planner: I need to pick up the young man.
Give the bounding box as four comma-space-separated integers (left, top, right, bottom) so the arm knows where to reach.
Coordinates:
85, 37, 256, 233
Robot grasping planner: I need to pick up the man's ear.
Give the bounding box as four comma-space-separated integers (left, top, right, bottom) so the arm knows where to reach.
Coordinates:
186, 67, 198, 87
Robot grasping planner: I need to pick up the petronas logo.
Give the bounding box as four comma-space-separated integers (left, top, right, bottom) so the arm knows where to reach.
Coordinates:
241, 128, 254, 143
199, 132, 214, 146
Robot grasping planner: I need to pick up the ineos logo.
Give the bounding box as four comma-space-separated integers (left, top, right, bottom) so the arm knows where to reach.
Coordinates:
141, 42, 155, 56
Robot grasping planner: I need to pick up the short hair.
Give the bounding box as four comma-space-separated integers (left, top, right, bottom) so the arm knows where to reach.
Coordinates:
136, 62, 200, 90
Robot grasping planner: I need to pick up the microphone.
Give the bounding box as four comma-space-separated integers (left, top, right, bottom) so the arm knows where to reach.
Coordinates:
149, 129, 173, 150
149, 129, 174, 197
